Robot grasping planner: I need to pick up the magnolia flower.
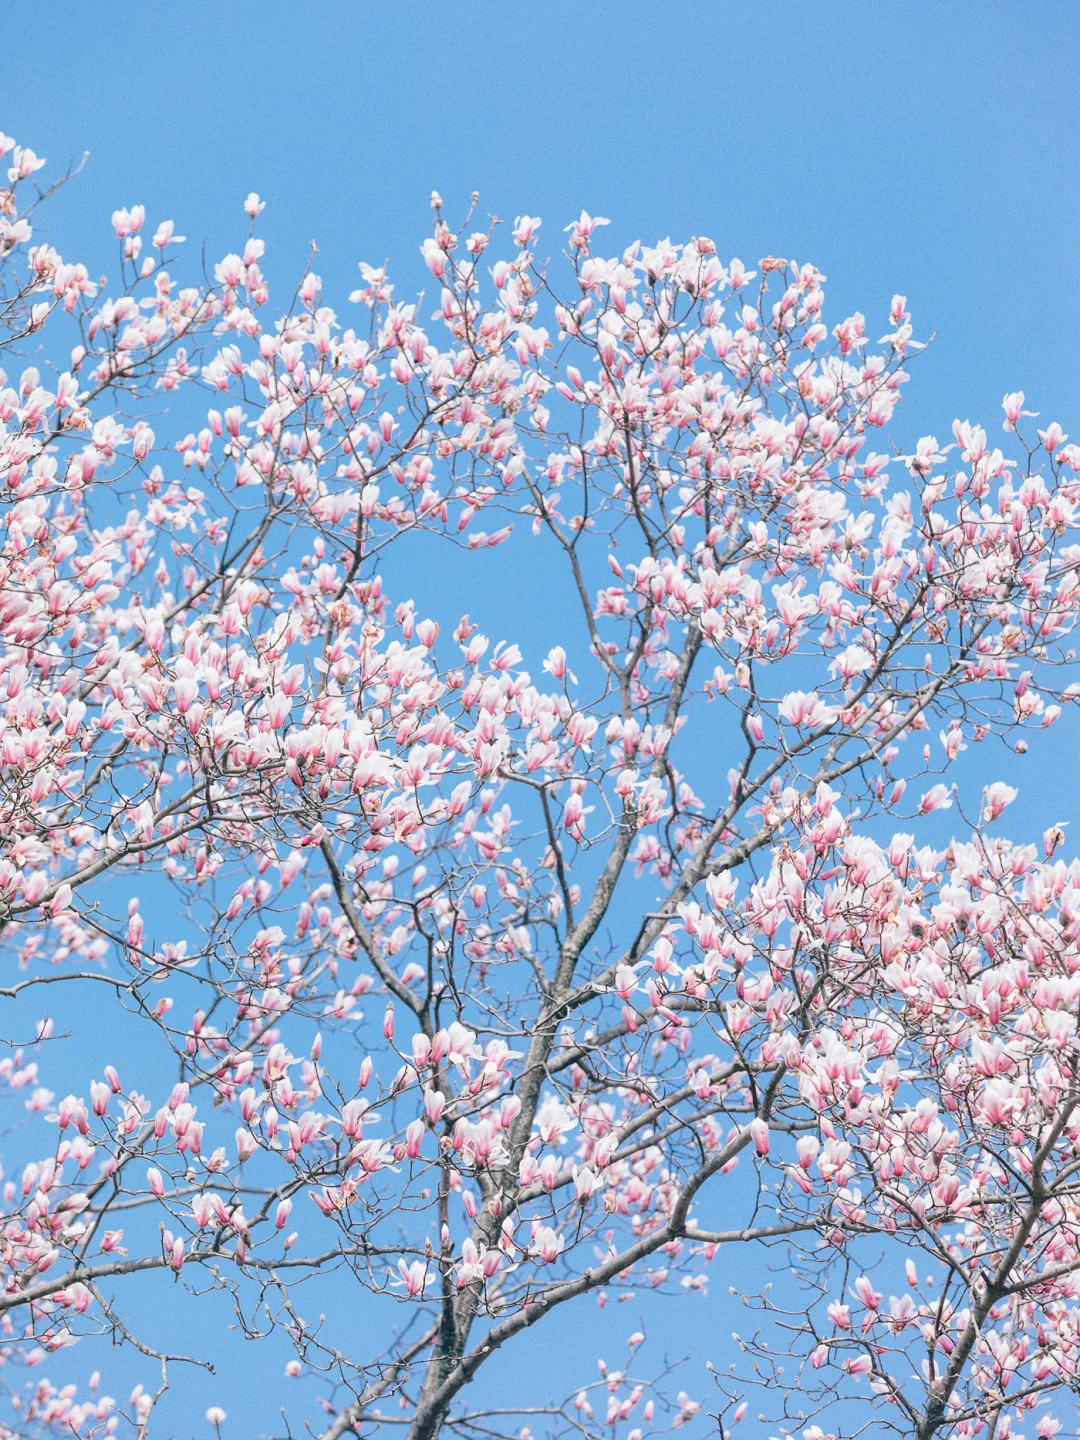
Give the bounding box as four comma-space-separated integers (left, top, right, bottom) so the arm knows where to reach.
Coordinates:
919, 784, 953, 814
778, 691, 838, 728
983, 781, 1018, 821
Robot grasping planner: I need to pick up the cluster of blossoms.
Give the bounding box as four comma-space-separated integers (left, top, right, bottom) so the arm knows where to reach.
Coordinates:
0, 128, 1078, 1440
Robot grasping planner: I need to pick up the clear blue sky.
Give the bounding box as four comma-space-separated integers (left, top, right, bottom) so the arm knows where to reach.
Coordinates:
5, 3, 1080, 1434
8, 1, 1078, 438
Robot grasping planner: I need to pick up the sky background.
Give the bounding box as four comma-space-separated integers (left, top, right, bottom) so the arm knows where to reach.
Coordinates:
4, 2, 1080, 1435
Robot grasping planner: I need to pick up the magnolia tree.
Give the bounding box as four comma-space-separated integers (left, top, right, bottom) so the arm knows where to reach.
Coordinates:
1, 129, 1080, 1440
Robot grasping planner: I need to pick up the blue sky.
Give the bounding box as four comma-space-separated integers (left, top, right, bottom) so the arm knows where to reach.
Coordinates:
8, 1, 1078, 438
5, 3, 1080, 1435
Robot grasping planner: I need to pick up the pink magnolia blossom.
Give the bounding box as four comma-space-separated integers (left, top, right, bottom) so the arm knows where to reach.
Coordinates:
0, 130, 1077, 1440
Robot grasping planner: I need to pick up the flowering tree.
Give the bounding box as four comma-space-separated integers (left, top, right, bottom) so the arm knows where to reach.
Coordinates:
1, 128, 1079, 1440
